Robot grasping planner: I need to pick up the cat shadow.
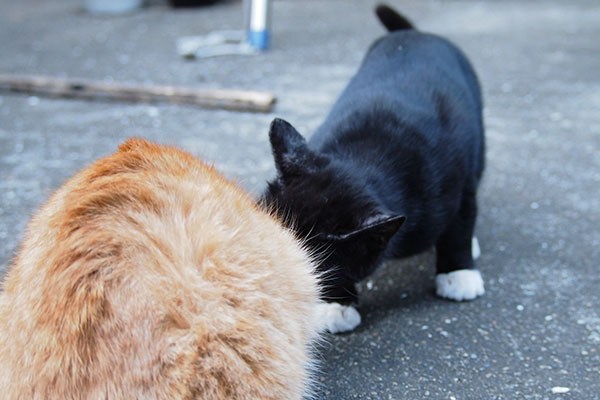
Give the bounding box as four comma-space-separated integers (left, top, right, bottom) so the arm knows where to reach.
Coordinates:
349, 249, 443, 331
350, 229, 493, 333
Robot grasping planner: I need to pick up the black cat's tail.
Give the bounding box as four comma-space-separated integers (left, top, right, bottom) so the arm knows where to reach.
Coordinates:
375, 4, 415, 31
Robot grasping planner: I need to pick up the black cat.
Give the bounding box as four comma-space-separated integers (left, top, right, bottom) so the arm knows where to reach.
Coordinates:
262, 4, 485, 333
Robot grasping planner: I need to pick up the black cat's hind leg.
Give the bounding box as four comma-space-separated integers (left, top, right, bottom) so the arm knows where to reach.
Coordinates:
435, 190, 485, 301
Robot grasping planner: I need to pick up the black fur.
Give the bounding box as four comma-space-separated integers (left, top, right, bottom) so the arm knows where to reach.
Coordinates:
375, 4, 414, 31
262, 5, 484, 305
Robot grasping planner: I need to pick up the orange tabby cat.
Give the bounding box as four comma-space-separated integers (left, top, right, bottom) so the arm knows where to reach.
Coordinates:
0, 138, 321, 399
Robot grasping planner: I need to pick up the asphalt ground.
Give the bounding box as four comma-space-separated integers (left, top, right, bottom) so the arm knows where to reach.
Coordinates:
1, 0, 599, 399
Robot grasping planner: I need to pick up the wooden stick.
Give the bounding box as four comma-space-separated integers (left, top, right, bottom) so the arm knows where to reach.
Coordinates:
0, 73, 276, 113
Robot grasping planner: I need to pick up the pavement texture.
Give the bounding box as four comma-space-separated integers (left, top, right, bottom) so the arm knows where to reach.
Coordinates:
1, 0, 599, 399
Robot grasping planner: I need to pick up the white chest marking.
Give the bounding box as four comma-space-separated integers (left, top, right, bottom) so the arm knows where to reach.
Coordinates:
472, 236, 481, 260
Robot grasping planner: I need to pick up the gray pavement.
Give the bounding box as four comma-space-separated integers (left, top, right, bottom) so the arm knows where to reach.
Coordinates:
1, 0, 599, 399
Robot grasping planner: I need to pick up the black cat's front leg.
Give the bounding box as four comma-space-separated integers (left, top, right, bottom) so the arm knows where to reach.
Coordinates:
316, 282, 362, 334
321, 281, 359, 305
435, 190, 485, 301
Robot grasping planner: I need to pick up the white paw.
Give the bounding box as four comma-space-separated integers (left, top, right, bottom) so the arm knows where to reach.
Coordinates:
436, 269, 485, 301
316, 302, 361, 334
472, 236, 481, 260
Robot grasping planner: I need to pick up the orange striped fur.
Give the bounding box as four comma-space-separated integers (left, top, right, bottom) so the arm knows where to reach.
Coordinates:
0, 138, 321, 399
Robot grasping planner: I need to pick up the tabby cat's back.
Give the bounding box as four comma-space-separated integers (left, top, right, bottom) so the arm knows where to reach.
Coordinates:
0, 138, 321, 399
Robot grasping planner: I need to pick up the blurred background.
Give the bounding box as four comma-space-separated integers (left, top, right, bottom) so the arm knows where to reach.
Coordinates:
1, 0, 599, 398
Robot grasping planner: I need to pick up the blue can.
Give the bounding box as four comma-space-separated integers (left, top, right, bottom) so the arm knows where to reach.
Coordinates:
247, 0, 271, 50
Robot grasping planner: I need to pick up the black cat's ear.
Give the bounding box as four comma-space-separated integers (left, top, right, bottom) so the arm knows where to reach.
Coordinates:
326, 214, 406, 244
269, 118, 312, 177
360, 214, 406, 243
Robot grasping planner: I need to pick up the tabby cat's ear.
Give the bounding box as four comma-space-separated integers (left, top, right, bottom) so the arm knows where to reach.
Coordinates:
269, 118, 314, 178
325, 214, 406, 244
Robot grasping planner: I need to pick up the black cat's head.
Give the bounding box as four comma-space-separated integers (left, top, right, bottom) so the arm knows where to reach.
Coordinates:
261, 119, 405, 301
